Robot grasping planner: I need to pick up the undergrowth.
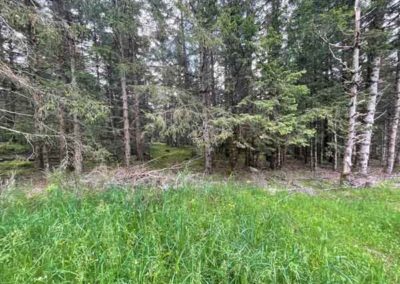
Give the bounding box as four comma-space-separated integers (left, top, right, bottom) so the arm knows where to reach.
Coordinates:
0, 182, 399, 283
149, 143, 202, 170
0, 143, 30, 155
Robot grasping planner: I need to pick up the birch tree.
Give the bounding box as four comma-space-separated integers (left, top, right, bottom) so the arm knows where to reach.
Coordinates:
358, 0, 386, 175
341, 0, 361, 182
386, 50, 400, 174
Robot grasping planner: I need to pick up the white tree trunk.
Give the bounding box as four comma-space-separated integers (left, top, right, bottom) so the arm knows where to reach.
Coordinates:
386, 52, 400, 174
341, 0, 361, 182
134, 90, 143, 161
119, 34, 131, 166
358, 55, 381, 175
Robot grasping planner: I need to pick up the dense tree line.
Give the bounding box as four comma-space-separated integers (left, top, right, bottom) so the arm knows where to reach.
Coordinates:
0, 0, 399, 181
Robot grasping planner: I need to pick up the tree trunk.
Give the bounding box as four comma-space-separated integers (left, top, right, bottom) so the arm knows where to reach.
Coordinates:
134, 90, 144, 161
383, 119, 388, 165
178, 4, 190, 89
58, 103, 68, 168
200, 45, 213, 174
333, 129, 338, 171
314, 137, 318, 169
341, 0, 361, 182
203, 108, 212, 174
70, 42, 83, 174
310, 139, 315, 171
358, 55, 381, 175
386, 51, 400, 174
320, 120, 325, 165
33, 93, 49, 171
119, 34, 131, 166
73, 113, 82, 174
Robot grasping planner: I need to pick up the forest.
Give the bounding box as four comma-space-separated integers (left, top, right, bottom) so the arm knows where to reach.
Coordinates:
0, 0, 399, 181
1, 0, 400, 283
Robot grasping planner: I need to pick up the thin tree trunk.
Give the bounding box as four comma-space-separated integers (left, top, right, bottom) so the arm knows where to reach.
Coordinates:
341, 0, 361, 182
277, 144, 281, 169
73, 113, 82, 174
320, 120, 325, 165
383, 119, 388, 164
70, 42, 83, 174
314, 137, 318, 169
358, 55, 381, 175
58, 103, 68, 168
200, 44, 213, 174
386, 51, 400, 174
203, 107, 212, 174
333, 128, 338, 171
33, 93, 48, 170
119, 34, 131, 166
134, 90, 143, 161
178, 5, 190, 89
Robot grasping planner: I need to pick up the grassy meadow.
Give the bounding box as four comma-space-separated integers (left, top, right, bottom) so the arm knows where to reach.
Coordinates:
0, 182, 399, 283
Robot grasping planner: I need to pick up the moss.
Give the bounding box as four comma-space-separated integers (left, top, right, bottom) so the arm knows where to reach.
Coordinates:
0, 160, 34, 176
149, 143, 202, 170
0, 143, 30, 155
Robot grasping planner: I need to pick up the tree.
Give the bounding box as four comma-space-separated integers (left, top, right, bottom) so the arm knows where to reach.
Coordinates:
358, 0, 386, 175
386, 50, 400, 174
341, 0, 361, 182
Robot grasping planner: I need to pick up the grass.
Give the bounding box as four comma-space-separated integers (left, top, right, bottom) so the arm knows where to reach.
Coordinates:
0, 183, 400, 283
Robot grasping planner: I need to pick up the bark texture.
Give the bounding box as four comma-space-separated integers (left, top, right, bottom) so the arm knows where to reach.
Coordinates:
358, 55, 381, 175
386, 51, 400, 174
119, 34, 131, 166
200, 44, 213, 174
70, 41, 83, 174
341, 0, 361, 182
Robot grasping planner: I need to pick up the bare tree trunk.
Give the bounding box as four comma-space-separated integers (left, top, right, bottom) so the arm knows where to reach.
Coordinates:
58, 103, 68, 168
386, 51, 400, 174
211, 51, 216, 106
134, 90, 144, 161
358, 55, 381, 175
333, 128, 338, 171
314, 137, 318, 169
277, 144, 281, 169
73, 113, 82, 174
200, 44, 213, 174
341, 0, 361, 183
70, 43, 83, 174
320, 120, 325, 165
203, 107, 212, 174
178, 4, 190, 89
383, 119, 388, 165
119, 34, 131, 166
33, 93, 49, 171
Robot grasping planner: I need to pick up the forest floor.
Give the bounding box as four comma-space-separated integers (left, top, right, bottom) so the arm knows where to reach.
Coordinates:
1, 142, 399, 195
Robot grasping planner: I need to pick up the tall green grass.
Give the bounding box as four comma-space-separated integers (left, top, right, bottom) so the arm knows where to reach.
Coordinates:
1, 184, 399, 283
